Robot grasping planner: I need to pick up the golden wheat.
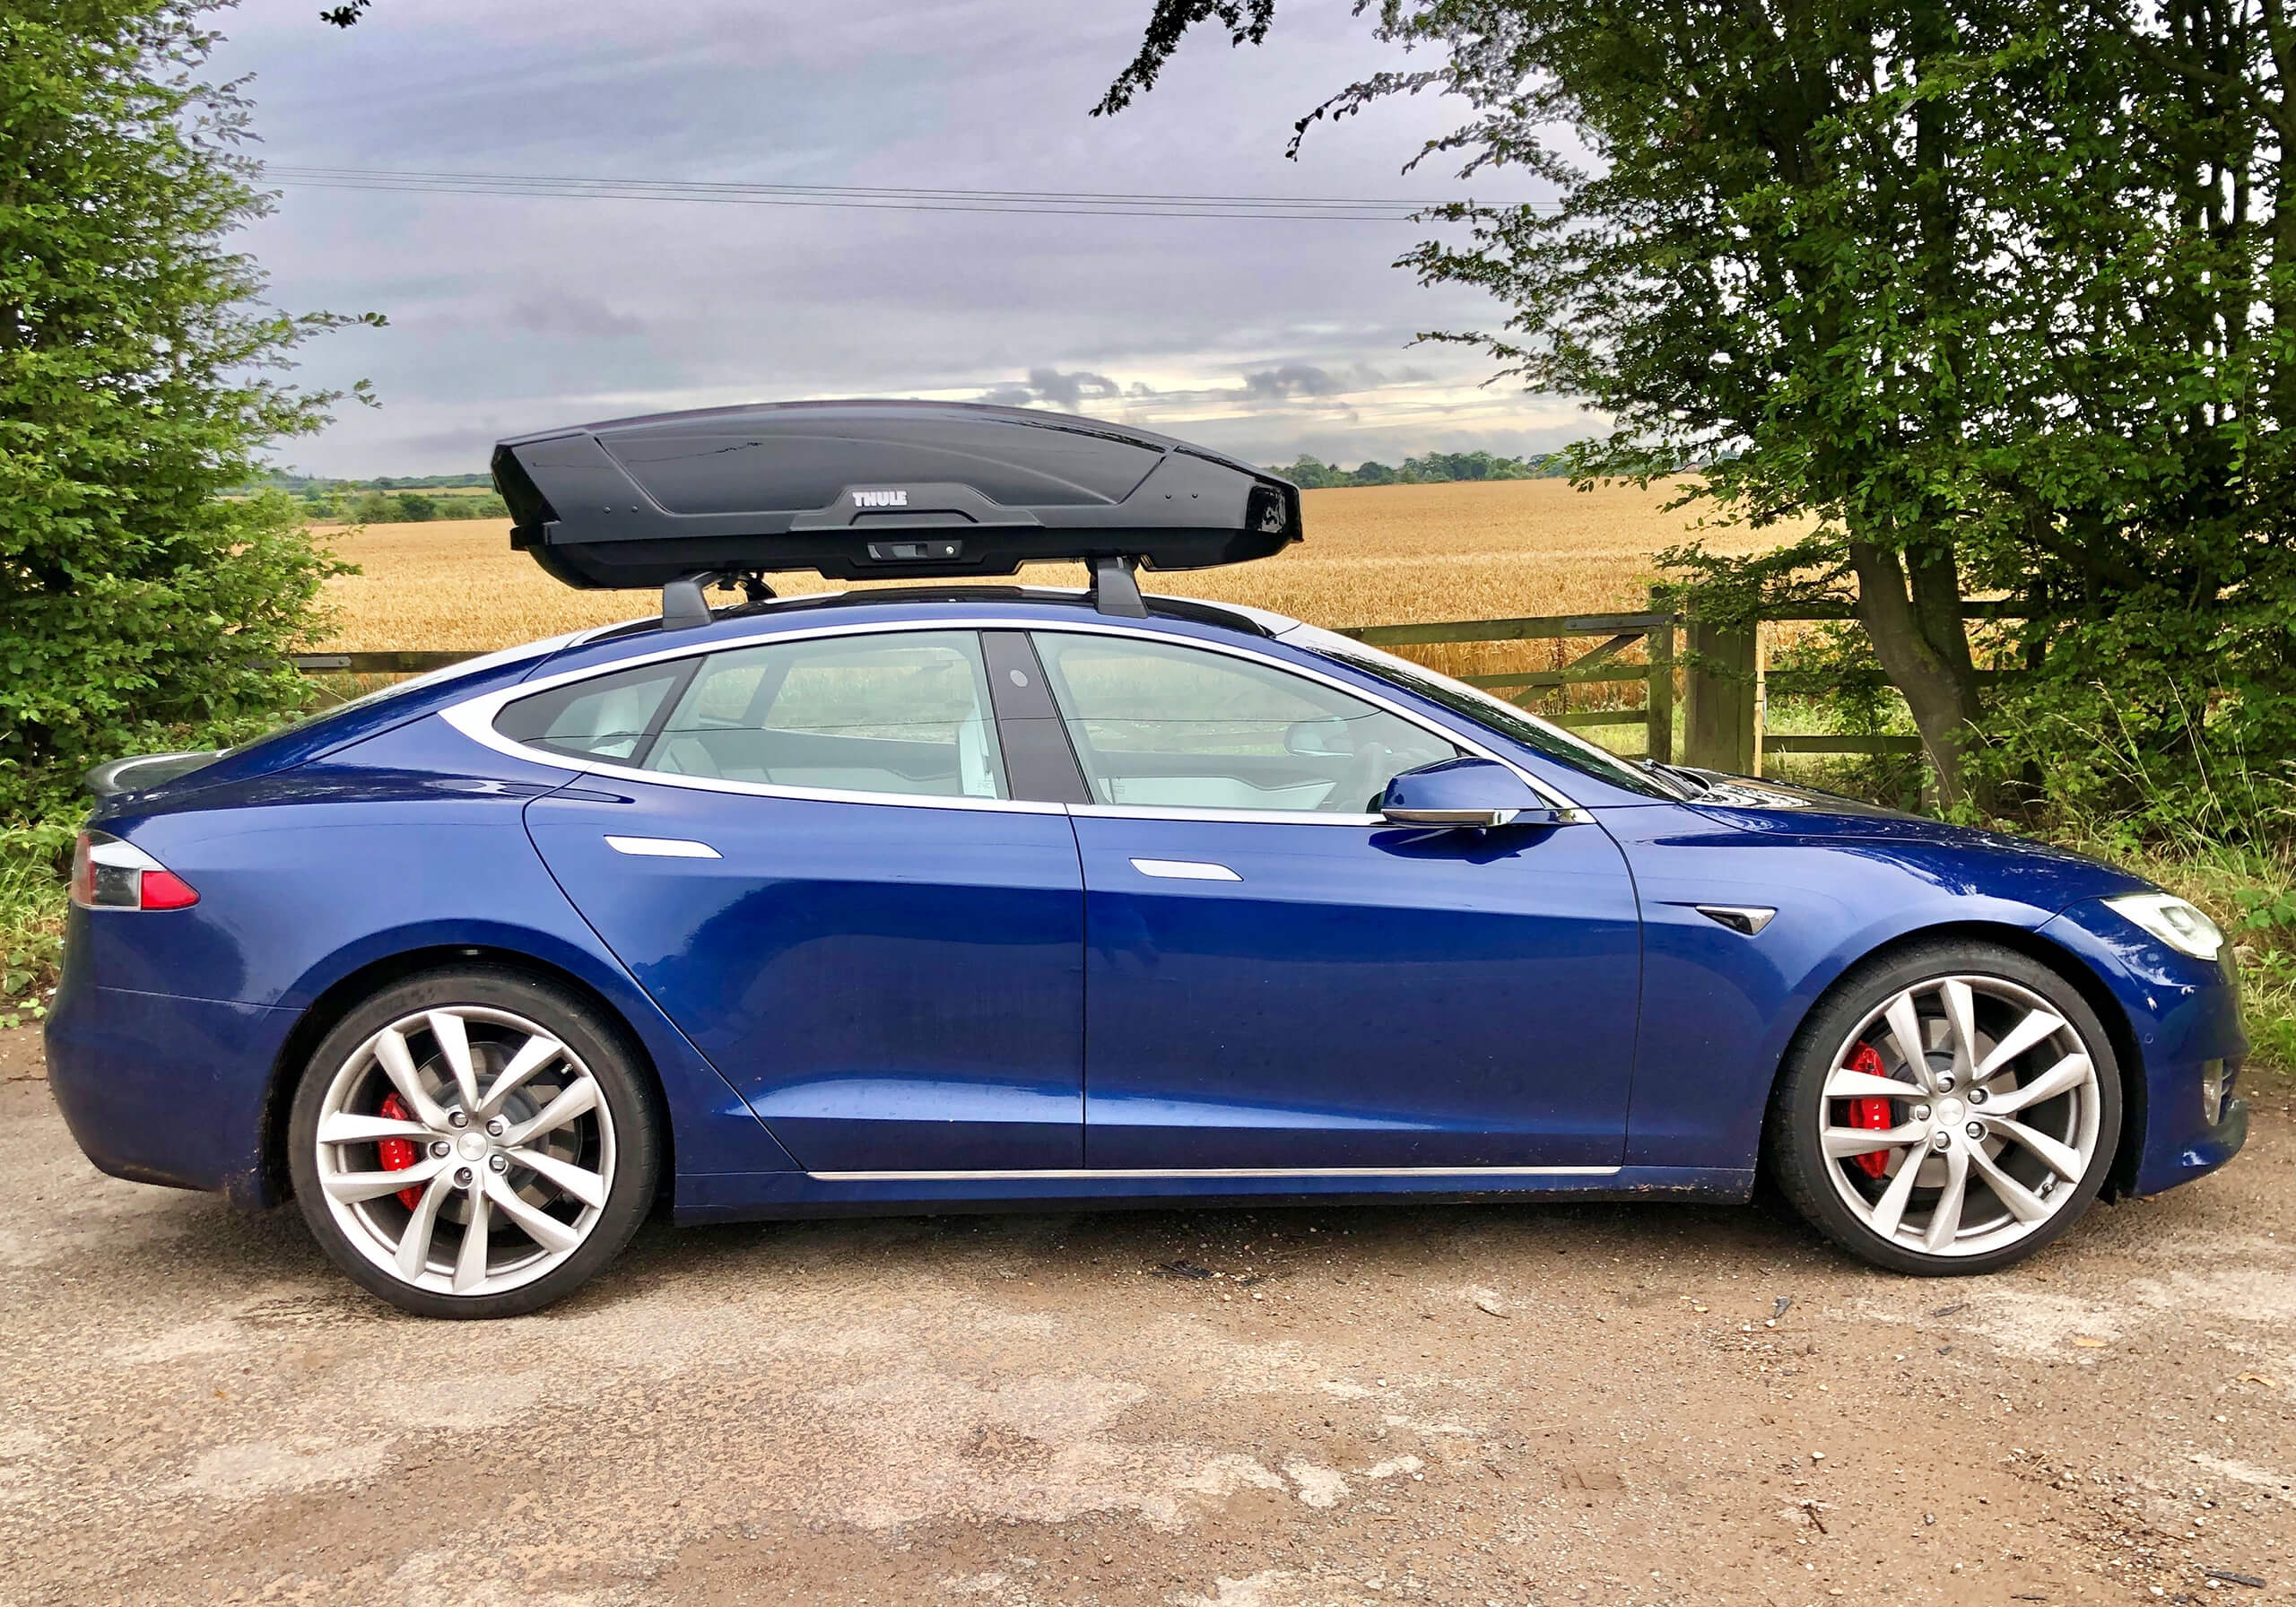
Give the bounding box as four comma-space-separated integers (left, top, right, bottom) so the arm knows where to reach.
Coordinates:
314, 477, 1790, 661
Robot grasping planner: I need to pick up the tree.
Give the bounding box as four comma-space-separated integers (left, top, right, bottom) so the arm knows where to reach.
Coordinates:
1100, 0, 2296, 815
1, 0, 378, 816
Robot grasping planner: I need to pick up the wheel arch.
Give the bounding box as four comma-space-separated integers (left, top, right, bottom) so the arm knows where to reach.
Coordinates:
258, 944, 676, 1208
1770, 917, 2147, 1196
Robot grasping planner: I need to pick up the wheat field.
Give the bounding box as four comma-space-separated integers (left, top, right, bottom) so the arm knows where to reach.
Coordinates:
315, 478, 1786, 665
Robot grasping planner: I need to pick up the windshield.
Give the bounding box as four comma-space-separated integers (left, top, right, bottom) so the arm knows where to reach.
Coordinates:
1281, 623, 1687, 801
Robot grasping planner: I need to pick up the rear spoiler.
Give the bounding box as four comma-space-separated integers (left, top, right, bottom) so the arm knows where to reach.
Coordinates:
83, 751, 226, 801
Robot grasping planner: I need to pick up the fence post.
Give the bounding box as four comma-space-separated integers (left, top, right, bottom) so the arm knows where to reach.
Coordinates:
1682, 616, 1756, 773
1644, 590, 1674, 765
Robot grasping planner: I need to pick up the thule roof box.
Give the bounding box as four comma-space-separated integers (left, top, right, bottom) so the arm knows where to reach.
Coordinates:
491, 401, 1302, 600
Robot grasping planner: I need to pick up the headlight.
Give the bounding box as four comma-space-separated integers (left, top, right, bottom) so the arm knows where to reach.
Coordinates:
2103, 892, 2224, 960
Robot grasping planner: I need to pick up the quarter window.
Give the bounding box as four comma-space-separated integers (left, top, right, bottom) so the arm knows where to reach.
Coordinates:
1031, 631, 1459, 814
493, 662, 686, 763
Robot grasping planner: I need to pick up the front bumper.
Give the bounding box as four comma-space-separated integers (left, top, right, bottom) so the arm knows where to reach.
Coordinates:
45, 925, 295, 1207
2039, 899, 2251, 1197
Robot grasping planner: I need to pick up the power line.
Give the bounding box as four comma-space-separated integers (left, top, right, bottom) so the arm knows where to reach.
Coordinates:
264, 164, 1552, 222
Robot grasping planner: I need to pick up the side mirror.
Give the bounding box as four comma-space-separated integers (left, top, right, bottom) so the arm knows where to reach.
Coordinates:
1379, 757, 1557, 829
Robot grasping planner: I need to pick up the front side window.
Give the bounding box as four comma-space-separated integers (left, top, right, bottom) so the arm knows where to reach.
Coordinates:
1032, 631, 1458, 814
646, 630, 1007, 799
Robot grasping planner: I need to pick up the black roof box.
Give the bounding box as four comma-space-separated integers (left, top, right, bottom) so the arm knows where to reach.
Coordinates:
491, 400, 1302, 589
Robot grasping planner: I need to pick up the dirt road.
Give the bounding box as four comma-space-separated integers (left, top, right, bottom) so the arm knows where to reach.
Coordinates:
3, 1027, 2291, 1607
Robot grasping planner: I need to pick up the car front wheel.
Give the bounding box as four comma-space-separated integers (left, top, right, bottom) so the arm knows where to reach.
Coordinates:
287, 969, 660, 1318
1767, 942, 2122, 1275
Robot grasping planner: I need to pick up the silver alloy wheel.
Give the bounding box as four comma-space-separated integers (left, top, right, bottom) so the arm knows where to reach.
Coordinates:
1817, 974, 2104, 1258
311, 1005, 617, 1298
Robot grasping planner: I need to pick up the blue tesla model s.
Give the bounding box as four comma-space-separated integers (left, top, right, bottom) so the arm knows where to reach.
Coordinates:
45, 404, 2248, 1317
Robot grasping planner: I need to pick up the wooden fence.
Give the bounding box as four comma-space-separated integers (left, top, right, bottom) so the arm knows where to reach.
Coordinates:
296, 596, 2024, 775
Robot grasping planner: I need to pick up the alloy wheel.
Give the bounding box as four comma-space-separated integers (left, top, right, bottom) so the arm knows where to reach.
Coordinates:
1816, 974, 2104, 1258
311, 1005, 617, 1297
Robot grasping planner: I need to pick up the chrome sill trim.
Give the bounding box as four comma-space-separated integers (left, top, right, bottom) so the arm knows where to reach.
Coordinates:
805, 1165, 1623, 1183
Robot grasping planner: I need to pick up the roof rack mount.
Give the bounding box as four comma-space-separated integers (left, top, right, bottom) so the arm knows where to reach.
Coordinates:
1090, 555, 1147, 618
660, 569, 774, 632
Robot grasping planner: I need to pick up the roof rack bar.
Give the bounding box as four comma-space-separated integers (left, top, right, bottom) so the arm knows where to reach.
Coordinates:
1091, 555, 1147, 618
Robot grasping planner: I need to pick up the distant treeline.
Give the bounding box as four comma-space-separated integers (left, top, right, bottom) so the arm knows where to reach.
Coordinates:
258, 471, 492, 492
328, 489, 509, 523
247, 451, 1573, 522
243, 472, 508, 523
1272, 450, 1573, 488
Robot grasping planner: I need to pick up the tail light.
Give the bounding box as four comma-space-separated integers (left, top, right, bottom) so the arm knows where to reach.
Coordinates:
69, 831, 200, 911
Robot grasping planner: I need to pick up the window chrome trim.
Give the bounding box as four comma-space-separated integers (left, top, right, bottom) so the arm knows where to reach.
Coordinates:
806, 1165, 1622, 1182
439, 614, 1586, 821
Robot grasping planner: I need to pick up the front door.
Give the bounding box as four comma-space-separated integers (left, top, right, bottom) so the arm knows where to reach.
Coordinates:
516, 630, 1084, 1173
1028, 629, 1642, 1171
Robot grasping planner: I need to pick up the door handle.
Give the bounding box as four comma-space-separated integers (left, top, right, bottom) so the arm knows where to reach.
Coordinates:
1129, 857, 1240, 882
604, 836, 722, 859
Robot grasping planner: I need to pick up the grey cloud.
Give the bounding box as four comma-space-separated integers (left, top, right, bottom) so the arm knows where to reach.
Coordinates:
977, 368, 1123, 410
1243, 364, 1346, 399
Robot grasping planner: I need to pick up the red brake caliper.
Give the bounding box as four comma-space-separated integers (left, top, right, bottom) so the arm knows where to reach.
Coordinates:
1842, 1041, 1896, 1178
376, 1091, 425, 1209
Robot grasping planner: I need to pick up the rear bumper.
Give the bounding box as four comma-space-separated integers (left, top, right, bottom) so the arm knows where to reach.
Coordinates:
45, 944, 293, 1207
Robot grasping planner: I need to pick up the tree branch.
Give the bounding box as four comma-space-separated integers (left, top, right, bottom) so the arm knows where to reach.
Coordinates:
1092, 0, 1277, 116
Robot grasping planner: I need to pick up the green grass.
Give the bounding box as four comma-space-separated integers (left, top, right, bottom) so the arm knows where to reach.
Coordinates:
2050, 832, 2296, 1073
0, 815, 74, 1029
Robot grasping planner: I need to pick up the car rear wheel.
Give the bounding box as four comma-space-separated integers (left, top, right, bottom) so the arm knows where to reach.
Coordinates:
1766, 942, 2121, 1275
287, 969, 659, 1318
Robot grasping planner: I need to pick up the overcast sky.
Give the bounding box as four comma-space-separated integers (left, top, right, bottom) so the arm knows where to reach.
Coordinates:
211, 1, 1586, 478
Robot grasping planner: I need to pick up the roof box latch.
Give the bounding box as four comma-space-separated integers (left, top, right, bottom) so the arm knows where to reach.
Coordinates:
1091, 555, 1147, 618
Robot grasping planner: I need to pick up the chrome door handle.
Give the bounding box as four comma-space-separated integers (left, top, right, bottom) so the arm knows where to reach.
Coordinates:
1129, 857, 1240, 882
604, 836, 722, 859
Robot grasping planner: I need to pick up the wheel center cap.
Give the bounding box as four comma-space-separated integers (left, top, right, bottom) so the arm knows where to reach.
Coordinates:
457, 1132, 487, 1161
1935, 1097, 1966, 1125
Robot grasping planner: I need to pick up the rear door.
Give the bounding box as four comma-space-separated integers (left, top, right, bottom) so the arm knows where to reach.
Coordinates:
1029, 628, 1643, 1171
510, 629, 1085, 1173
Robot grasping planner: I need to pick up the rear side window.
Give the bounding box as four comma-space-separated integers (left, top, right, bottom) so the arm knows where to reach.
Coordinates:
494, 662, 687, 762
645, 630, 1007, 799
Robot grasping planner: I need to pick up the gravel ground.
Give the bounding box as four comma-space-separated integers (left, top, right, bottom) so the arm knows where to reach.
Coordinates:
3, 1026, 2292, 1607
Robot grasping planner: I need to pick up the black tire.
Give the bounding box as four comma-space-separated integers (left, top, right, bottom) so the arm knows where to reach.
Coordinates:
287, 968, 661, 1318
1764, 940, 2122, 1276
